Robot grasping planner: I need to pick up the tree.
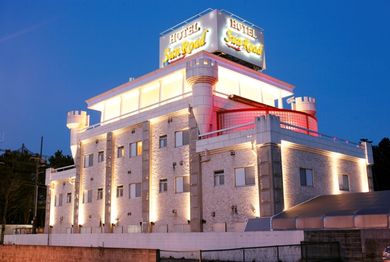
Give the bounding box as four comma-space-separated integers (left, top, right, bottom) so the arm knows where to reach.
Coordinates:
48, 150, 74, 169
372, 137, 390, 191
0, 149, 36, 244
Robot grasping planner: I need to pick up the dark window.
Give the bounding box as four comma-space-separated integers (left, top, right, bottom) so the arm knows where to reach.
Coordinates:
214, 170, 225, 186
159, 179, 168, 193
159, 135, 168, 148
300, 168, 313, 186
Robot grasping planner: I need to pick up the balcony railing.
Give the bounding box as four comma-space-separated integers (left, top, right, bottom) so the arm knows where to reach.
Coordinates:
199, 120, 360, 148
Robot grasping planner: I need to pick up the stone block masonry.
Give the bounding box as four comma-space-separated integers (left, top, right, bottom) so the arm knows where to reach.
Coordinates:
0, 245, 157, 262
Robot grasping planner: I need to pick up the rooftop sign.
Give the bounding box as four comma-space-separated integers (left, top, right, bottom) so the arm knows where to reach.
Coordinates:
159, 9, 265, 70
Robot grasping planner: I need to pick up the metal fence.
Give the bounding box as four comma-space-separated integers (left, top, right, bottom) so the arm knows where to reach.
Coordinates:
159, 241, 341, 262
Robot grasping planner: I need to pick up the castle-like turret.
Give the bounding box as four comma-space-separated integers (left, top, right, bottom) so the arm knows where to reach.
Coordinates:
288, 96, 317, 117
66, 110, 89, 158
186, 57, 218, 134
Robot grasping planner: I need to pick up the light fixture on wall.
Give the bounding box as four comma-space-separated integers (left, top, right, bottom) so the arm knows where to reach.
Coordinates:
172, 162, 177, 169
172, 209, 177, 215
211, 211, 216, 217
230, 150, 235, 156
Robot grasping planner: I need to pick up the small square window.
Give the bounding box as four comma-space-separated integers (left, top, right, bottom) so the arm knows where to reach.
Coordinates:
175, 176, 190, 193
159, 135, 168, 148
117, 146, 125, 158
235, 167, 256, 187
97, 188, 103, 200
159, 179, 168, 193
98, 151, 104, 163
83, 153, 94, 168
339, 175, 350, 191
129, 183, 141, 199
300, 168, 314, 187
130, 141, 142, 157
87, 189, 92, 203
58, 193, 63, 206
175, 130, 189, 147
214, 170, 225, 187
66, 192, 72, 203
116, 185, 124, 198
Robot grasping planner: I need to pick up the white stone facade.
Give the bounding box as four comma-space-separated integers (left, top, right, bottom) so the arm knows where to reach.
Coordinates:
46, 51, 373, 235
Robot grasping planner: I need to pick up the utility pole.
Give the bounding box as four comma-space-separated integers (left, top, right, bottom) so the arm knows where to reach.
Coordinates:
32, 136, 43, 234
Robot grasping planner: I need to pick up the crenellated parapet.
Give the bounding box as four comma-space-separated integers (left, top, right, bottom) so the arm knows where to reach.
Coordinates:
289, 96, 316, 117
186, 57, 218, 86
67, 110, 90, 159
66, 110, 89, 130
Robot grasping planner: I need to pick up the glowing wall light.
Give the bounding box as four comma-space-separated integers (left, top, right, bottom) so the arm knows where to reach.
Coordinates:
280, 140, 292, 209
49, 182, 56, 226
330, 152, 341, 194
359, 158, 369, 192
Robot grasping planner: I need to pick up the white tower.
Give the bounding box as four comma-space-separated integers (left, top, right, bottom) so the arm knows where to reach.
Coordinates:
186, 57, 218, 134
66, 111, 89, 159
290, 96, 317, 117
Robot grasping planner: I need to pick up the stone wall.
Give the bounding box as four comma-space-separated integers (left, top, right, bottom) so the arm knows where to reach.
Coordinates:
201, 147, 259, 232
0, 245, 156, 262
304, 230, 363, 261
282, 145, 365, 209
150, 113, 191, 232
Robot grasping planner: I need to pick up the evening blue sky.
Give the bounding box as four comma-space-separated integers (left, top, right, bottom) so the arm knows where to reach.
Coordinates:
0, 0, 389, 156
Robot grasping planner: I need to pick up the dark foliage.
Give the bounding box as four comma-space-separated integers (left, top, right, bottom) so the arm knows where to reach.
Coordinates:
48, 150, 74, 169
372, 138, 390, 191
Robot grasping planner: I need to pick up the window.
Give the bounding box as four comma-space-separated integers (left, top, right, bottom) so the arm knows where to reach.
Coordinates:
339, 175, 350, 191
54, 195, 57, 207
59, 193, 63, 206
214, 170, 225, 187
130, 141, 142, 157
175, 176, 190, 193
159, 135, 168, 148
66, 192, 72, 203
83, 153, 93, 168
159, 179, 168, 193
300, 168, 314, 187
87, 189, 92, 203
129, 183, 141, 199
175, 130, 189, 147
235, 167, 256, 187
97, 188, 103, 200
116, 185, 123, 198
117, 146, 125, 158
98, 151, 104, 163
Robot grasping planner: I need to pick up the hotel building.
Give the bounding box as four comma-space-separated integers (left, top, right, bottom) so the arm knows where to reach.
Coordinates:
45, 9, 373, 234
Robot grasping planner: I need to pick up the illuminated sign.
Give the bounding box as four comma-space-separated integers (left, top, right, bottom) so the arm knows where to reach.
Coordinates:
160, 9, 265, 69
163, 29, 209, 65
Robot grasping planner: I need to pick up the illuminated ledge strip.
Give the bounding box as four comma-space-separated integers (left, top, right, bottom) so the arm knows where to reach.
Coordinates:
85, 92, 192, 132
280, 140, 363, 162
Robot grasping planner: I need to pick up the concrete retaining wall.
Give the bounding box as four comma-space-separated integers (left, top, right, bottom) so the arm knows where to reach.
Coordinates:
5, 231, 304, 251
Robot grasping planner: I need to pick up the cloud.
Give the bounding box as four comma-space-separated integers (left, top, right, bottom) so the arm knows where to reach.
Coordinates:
0, 18, 56, 44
